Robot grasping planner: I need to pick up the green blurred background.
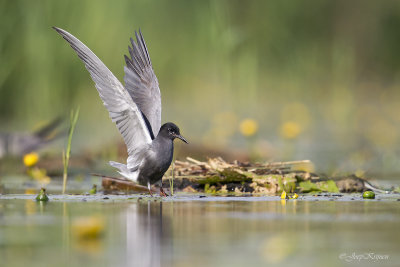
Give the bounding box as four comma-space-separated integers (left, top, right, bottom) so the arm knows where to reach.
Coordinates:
2, 0, 400, 177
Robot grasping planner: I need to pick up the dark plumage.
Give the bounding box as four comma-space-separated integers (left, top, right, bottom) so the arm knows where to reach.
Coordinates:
53, 27, 187, 196
137, 123, 187, 186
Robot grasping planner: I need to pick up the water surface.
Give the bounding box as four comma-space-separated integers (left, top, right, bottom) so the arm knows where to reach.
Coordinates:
0, 194, 399, 267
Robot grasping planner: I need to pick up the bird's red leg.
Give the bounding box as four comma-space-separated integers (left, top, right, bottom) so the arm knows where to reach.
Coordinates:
160, 187, 168, 197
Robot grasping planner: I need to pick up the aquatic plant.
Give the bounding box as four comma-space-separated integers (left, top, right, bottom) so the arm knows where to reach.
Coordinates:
169, 160, 175, 196
62, 107, 80, 194
36, 188, 49, 201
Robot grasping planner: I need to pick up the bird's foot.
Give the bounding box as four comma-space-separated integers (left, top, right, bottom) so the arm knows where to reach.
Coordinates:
148, 189, 153, 197
160, 187, 169, 197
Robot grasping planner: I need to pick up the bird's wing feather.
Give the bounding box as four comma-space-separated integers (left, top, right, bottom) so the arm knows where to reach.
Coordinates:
123, 30, 161, 137
53, 27, 152, 169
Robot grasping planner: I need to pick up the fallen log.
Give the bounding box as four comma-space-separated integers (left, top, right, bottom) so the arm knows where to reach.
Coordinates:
92, 174, 157, 194
97, 158, 389, 194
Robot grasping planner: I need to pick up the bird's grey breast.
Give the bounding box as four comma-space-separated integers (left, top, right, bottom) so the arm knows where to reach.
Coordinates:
137, 138, 174, 185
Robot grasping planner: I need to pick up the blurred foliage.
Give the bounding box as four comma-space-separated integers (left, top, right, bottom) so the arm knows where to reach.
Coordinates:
1, 0, 400, 174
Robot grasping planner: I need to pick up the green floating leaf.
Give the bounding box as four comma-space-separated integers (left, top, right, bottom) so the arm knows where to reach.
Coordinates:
298, 180, 321, 193
319, 180, 339, 193
363, 191, 375, 199
298, 180, 339, 193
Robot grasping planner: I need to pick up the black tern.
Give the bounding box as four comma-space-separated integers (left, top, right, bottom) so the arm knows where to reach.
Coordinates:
0, 117, 63, 158
53, 27, 187, 196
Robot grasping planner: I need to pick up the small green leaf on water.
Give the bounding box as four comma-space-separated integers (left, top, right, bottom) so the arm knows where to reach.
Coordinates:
89, 184, 97, 195
36, 188, 49, 202
363, 190, 375, 199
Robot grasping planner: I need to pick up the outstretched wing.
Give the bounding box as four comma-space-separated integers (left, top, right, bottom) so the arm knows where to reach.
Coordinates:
53, 27, 152, 169
124, 30, 161, 137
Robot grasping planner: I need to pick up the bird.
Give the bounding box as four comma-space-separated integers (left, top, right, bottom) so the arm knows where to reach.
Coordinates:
0, 117, 63, 158
53, 27, 188, 196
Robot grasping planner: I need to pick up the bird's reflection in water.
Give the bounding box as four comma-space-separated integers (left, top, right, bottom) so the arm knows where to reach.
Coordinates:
126, 201, 171, 267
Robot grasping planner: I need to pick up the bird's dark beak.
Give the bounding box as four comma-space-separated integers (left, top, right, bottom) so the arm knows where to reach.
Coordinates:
175, 134, 188, 144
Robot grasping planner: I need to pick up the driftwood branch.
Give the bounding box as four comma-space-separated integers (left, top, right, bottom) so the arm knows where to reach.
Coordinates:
91, 173, 157, 193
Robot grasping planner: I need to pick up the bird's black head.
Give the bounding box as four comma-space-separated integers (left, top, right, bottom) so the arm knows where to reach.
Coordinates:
159, 122, 188, 143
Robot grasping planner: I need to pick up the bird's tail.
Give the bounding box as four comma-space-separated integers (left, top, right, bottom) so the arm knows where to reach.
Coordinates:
109, 161, 138, 182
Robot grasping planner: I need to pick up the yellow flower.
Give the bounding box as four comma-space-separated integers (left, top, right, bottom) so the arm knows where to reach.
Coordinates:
280, 121, 301, 139
239, 119, 258, 137
23, 152, 39, 167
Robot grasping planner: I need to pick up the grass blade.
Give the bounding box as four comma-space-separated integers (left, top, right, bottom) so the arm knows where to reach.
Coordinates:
169, 159, 175, 196
62, 107, 80, 194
